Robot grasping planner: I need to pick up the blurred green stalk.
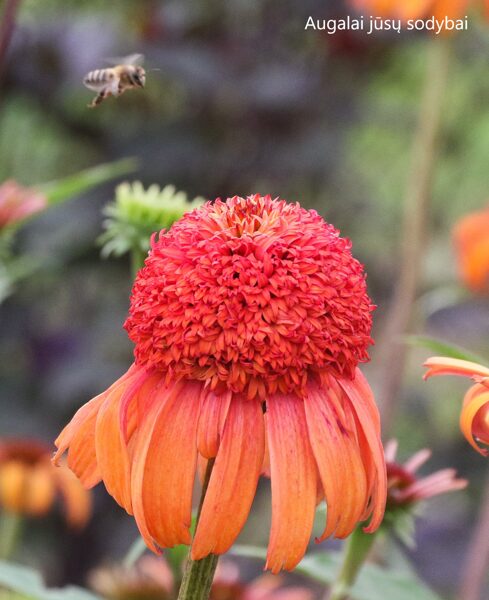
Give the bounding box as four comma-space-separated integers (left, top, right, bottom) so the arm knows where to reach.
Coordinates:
374, 38, 451, 431
0, 513, 23, 560
327, 526, 379, 600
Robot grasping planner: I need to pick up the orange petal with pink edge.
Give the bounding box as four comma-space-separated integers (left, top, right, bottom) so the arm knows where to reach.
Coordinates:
322, 379, 368, 538
304, 380, 347, 540
141, 380, 202, 548
130, 379, 167, 554
197, 389, 232, 458
265, 394, 317, 573
423, 357, 489, 382
460, 386, 489, 455
192, 395, 264, 559
339, 371, 386, 533
95, 382, 134, 514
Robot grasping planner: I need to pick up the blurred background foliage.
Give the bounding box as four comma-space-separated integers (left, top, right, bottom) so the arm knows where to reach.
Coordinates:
1, 0, 489, 598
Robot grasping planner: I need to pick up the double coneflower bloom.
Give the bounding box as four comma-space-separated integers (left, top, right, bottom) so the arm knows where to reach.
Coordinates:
54, 195, 386, 572
424, 357, 489, 455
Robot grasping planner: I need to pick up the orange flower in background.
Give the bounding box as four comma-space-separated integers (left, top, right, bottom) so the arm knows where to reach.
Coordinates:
0, 438, 91, 528
54, 195, 386, 573
0, 180, 47, 229
424, 357, 489, 455
385, 439, 467, 508
352, 0, 481, 21
453, 205, 489, 293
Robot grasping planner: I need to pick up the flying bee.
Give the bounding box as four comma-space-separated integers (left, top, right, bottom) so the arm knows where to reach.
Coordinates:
83, 54, 146, 108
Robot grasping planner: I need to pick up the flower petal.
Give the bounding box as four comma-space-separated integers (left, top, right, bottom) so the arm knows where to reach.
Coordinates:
95, 383, 134, 514
339, 371, 386, 533
265, 394, 317, 573
423, 357, 489, 382
141, 380, 202, 548
460, 387, 489, 456
192, 394, 264, 559
197, 389, 232, 458
54, 365, 138, 487
304, 379, 367, 541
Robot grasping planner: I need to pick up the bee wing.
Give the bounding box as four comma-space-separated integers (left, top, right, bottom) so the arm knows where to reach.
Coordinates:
104, 53, 145, 66
83, 79, 107, 92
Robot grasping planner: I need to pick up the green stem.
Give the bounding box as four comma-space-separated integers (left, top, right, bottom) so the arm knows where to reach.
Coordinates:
327, 526, 379, 600
177, 459, 218, 600
374, 37, 451, 432
0, 512, 23, 560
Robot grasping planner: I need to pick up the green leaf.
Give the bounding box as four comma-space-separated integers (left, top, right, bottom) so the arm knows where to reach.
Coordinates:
231, 546, 443, 600
0, 561, 101, 600
405, 335, 487, 364
39, 158, 138, 206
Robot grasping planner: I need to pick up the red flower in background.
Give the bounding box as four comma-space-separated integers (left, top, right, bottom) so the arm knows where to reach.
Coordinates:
385, 439, 467, 508
453, 205, 489, 293
424, 357, 489, 455
54, 194, 386, 572
0, 438, 91, 528
0, 180, 47, 229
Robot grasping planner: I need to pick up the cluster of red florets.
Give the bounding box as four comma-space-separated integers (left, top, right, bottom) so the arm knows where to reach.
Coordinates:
124, 195, 374, 399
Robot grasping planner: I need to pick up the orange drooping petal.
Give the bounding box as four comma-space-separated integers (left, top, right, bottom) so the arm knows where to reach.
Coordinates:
423, 357, 489, 382
460, 385, 489, 455
304, 379, 367, 541
265, 394, 317, 573
54, 393, 105, 487
197, 389, 232, 458
339, 371, 387, 533
54, 366, 138, 487
192, 395, 265, 559
140, 380, 201, 548
130, 380, 166, 554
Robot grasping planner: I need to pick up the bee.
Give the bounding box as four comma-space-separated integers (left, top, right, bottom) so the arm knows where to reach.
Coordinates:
83, 54, 146, 108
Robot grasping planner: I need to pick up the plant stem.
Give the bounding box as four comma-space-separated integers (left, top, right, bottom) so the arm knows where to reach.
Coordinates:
327, 527, 378, 600
177, 458, 218, 600
0, 0, 21, 82
374, 38, 451, 432
458, 472, 489, 600
0, 512, 23, 560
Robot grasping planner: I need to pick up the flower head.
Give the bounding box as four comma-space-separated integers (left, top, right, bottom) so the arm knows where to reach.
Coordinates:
55, 195, 386, 573
385, 439, 467, 508
453, 205, 489, 293
0, 437, 91, 528
424, 357, 489, 455
0, 180, 47, 230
